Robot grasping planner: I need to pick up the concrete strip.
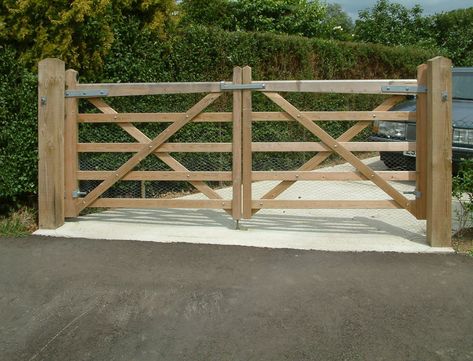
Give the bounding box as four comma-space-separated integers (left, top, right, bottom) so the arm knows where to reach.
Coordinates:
35, 157, 455, 253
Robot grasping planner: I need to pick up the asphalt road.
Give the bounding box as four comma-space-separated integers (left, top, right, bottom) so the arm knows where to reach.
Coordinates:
1, 236, 472, 361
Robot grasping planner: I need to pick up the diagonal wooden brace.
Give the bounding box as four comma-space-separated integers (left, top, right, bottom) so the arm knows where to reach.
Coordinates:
252, 96, 405, 215
263, 92, 413, 213
87, 99, 227, 203
76, 93, 222, 213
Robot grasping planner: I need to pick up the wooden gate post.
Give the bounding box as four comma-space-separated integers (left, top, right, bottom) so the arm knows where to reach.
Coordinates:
241, 66, 253, 219
426, 56, 452, 247
415, 64, 427, 220
38, 58, 66, 229
232, 67, 243, 221
64, 69, 79, 218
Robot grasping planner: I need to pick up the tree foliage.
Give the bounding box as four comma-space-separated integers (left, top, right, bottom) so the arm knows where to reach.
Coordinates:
0, 0, 177, 74
354, 0, 473, 66
180, 0, 352, 39
354, 0, 433, 47
430, 8, 473, 66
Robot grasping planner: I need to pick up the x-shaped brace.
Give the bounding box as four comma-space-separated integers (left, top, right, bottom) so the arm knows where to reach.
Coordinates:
76, 93, 222, 213
259, 93, 413, 214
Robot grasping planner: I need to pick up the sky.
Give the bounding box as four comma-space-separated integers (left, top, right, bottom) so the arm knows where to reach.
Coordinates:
333, 0, 472, 20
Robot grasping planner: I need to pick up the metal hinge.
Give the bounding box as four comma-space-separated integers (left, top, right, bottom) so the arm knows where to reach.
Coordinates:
65, 89, 109, 98
403, 190, 421, 198
381, 85, 427, 94
72, 189, 88, 198
220, 81, 266, 91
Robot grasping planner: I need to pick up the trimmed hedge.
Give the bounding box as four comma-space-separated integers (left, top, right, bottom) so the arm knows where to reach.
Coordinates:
0, 23, 436, 206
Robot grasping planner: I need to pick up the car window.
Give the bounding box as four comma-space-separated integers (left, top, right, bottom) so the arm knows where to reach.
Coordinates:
453, 69, 473, 100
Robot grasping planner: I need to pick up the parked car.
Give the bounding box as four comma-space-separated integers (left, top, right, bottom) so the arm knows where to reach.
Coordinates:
371, 68, 473, 172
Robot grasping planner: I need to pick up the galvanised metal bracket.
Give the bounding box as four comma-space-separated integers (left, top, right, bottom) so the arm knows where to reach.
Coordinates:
381, 85, 427, 94
72, 189, 88, 198
220, 81, 266, 91
65, 89, 109, 98
403, 190, 422, 198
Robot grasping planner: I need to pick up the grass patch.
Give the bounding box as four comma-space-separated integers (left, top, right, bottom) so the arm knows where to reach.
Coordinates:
0, 207, 37, 237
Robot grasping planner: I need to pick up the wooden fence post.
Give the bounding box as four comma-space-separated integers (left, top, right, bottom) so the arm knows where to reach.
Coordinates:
64, 69, 79, 218
38, 58, 65, 229
426, 56, 452, 247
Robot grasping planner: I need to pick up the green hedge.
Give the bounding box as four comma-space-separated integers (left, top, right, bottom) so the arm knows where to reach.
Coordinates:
0, 23, 436, 206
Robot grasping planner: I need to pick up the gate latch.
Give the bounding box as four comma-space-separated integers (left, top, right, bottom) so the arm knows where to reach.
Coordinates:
403, 190, 421, 198
220, 81, 266, 91
72, 189, 88, 198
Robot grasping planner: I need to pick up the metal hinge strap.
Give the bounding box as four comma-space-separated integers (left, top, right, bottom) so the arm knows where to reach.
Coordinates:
220, 81, 266, 91
65, 89, 109, 98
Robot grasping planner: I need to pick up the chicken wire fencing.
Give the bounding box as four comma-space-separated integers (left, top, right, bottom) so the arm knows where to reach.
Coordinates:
79, 94, 425, 235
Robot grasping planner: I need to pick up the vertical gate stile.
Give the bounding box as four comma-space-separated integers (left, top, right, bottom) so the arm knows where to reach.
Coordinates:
64, 69, 80, 218
426, 56, 452, 247
232, 67, 243, 220
415, 64, 428, 220
242, 66, 253, 219
38, 58, 66, 229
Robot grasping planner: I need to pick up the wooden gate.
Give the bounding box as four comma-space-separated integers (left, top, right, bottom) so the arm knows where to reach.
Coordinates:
38, 57, 452, 246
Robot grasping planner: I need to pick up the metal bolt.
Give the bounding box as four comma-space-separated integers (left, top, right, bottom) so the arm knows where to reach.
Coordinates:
40, 96, 47, 106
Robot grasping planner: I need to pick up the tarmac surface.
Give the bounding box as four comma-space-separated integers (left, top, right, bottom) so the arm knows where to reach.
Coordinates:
1, 236, 472, 361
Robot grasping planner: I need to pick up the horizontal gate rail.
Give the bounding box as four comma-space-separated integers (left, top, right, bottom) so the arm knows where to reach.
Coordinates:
77, 171, 233, 181
68, 82, 224, 97
91, 199, 233, 209
251, 171, 416, 181
77, 111, 416, 123
76, 141, 415, 153
252, 79, 418, 94
251, 200, 403, 209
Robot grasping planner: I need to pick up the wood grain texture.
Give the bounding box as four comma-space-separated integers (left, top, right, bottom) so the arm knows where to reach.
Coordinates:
232, 67, 243, 220
38, 59, 65, 229
78, 111, 415, 123
242, 66, 253, 219
415, 64, 428, 220
257, 79, 417, 94
76, 93, 222, 213
263, 92, 413, 213
426, 57, 452, 247
252, 96, 406, 215
64, 69, 79, 218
